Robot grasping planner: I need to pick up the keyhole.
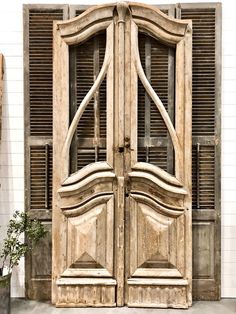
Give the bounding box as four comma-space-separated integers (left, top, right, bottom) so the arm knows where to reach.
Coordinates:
118, 147, 124, 153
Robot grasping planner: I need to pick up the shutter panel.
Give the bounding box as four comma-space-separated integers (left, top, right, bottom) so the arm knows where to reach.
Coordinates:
24, 4, 68, 300
178, 3, 221, 300
137, 6, 175, 175
69, 7, 107, 174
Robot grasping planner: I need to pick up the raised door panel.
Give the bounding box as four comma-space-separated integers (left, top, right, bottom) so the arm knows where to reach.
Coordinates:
129, 197, 185, 278
60, 197, 114, 278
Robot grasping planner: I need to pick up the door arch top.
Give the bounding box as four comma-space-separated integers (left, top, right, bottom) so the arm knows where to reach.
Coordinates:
55, 2, 191, 46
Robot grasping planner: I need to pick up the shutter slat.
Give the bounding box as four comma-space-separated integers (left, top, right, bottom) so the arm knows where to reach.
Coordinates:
30, 145, 53, 210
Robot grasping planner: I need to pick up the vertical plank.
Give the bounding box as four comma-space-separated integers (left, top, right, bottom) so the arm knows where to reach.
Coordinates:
124, 13, 132, 306
184, 20, 193, 307
175, 39, 185, 183
144, 38, 151, 162
69, 46, 78, 174
116, 177, 125, 306
106, 25, 114, 168
115, 3, 129, 306
52, 19, 70, 304
93, 37, 100, 162
214, 3, 222, 301
0, 54, 3, 141
167, 5, 175, 175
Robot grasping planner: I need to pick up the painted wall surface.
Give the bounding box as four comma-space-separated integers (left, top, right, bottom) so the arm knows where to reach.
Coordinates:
0, 0, 235, 298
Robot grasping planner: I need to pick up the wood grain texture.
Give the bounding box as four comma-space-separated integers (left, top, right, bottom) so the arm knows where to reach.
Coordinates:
127, 3, 192, 308
52, 2, 192, 308
23, 4, 69, 300
178, 3, 221, 301
23, 2, 221, 305
53, 4, 115, 307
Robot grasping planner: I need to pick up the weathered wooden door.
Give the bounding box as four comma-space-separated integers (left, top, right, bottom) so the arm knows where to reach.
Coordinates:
53, 2, 192, 308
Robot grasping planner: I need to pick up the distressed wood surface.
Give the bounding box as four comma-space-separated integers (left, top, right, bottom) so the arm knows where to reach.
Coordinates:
23, 2, 221, 304
52, 1, 192, 308
23, 5, 69, 300
178, 3, 222, 301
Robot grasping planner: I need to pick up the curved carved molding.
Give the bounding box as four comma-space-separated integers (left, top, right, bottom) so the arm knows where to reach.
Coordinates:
60, 191, 113, 211
58, 171, 115, 197
129, 170, 187, 196
132, 162, 183, 187
61, 194, 112, 217
57, 4, 115, 39
62, 161, 113, 186
131, 190, 184, 212
130, 193, 184, 217
62, 22, 111, 46
56, 2, 190, 46
130, 2, 191, 45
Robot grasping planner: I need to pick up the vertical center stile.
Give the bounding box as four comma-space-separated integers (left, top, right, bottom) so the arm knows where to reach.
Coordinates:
144, 37, 151, 163
115, 2, 129, 306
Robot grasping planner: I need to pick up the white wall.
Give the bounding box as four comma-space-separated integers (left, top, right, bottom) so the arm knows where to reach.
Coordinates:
0, 0, 235, 298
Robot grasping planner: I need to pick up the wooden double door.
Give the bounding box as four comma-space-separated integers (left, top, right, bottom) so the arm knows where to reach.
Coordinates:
52, 2, 192, 308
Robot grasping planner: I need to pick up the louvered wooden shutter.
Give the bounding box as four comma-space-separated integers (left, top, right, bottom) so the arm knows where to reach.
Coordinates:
69, 6, 107, 174
24, 5, 68, 300
177, 3, 221, 300
137, 5, 175, 175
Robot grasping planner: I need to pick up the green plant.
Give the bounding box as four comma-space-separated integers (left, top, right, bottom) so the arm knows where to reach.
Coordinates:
0, 211, 47, 275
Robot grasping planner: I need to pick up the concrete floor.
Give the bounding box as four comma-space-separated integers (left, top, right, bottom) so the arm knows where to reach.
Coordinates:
11, 298, 236, 314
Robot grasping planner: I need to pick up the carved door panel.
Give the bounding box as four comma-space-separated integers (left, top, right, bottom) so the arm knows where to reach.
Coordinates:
53, 2, 192, 308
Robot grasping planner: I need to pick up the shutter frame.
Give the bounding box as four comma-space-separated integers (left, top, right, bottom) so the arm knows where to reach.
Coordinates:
177, 2, 221, 300
24, 4, 69, 300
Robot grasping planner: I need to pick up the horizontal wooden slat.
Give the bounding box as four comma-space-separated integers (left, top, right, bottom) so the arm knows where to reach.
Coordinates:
192, 145, 215, 210
77, 149, 106, 170
181, 8, 216, 137
30, 145, 52, 210
29, 9, 64, 136
138, 147, 167, 171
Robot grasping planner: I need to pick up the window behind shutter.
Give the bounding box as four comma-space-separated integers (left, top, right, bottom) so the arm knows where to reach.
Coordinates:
177, 3, 221, 300
137, 5, 175, 175
24, 4, 68, 300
